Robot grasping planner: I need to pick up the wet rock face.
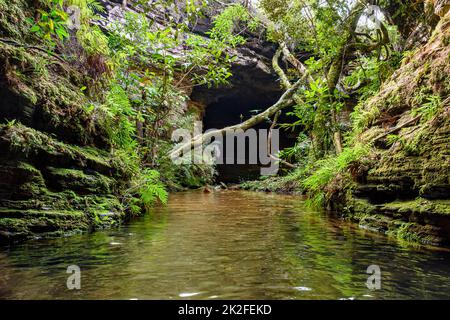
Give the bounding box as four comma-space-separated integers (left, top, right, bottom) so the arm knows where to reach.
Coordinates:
0, 123, 128, 244
0, 1, 136, 244
355, 9, 450, 203
337, 10, 450, 246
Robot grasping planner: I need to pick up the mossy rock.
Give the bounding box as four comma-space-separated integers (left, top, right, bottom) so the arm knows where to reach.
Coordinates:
0, 0, 31, 38
0, 161, 47, 200
0, 198, 125, 244
0, 123, 130, 177
0, 124, 139, 244
45, 167, 115, 194
0, 209, 89, 243
340, 196, 450, 247
0, 1, 145, 245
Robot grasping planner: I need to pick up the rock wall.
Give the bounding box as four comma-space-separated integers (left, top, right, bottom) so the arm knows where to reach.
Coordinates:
337, 6, 450, 246
0, 0, 136, 243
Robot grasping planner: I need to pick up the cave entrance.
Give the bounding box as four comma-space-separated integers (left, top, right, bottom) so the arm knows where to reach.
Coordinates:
202, 90, 298, 183
190, 42, 299, 184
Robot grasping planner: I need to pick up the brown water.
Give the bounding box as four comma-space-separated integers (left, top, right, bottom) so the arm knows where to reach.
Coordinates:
1, 190, 450, 299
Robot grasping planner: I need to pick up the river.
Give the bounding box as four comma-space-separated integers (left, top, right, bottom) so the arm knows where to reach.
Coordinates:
1, 190, 450, 299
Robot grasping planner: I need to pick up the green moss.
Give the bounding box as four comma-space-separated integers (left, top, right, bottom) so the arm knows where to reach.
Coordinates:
0, 1, 151, 244
347, 198, 376, 215
339, 196, 450, 246
351, 103, 381, 134
0, 193, 125, 243
0, 0, 30, 38
0, 208, 90, 243
0, 208, 85, 218
46, 167, 114, 194
0, 41, 109, 146
0, 123, 139, 243
382, 199, 450, 216
0, 123, 121, 174
386, 222, 439, 245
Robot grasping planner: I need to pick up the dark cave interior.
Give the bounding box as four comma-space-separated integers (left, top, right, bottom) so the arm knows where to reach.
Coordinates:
201, 90, 298, 183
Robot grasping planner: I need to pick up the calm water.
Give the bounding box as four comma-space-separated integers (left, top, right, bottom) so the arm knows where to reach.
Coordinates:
1, 190, 450, 299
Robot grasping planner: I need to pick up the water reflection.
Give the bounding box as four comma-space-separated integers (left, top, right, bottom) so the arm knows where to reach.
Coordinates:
0, 190, 450, 299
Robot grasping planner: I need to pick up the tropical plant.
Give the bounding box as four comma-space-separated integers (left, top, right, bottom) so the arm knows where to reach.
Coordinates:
28, 0, 69, 47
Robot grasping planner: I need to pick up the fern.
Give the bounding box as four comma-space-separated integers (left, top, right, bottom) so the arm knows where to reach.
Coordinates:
412, 95, 442, 122
302, 144, 370, 207
76, 24, 110, 56
139, 169, 168, 207
104, 84, 136, 150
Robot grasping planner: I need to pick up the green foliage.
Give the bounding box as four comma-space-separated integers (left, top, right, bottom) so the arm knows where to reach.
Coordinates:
104, 84, 137, 150
67, 0, 104, 20
109, 6, 246, 89
28, 0, 69, 48
77, 24, 110, 56
66, 0, 110, 56
343, 56, 392, 102
26, 0, 109, 58
350, 103, 381, 135
185, 34, 235, 87
262, 0, 405, 177
119, 163, 168, 214
344, 51, 404, 136
281, 71, 346, 158
208, 3, 250, 47
412, 95, 442, 122
138, 169, 168, 208
260, 0, 354, 62
278, 133, 311, 164
302, 144, 370, 207
283, 76, 340, 131
184, 0, 207, 22
105, 3, 250, 191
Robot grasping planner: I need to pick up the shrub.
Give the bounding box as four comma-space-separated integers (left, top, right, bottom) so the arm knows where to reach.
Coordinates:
302, 144, 370, 207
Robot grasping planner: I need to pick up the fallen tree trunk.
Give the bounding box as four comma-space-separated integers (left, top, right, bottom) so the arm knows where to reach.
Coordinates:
169, 78, 303, 159
170, 40, 314, 160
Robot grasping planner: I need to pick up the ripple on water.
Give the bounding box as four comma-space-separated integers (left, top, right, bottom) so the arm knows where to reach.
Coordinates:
1, 190, 450, 299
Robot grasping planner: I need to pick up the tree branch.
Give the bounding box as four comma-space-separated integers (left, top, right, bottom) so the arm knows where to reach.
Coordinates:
169, 78, 303, 159
279, 41, 314, 84
272, 47, 292, 89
